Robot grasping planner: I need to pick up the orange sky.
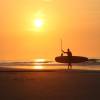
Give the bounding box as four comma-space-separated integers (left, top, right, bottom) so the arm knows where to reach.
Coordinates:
0, 0, 100, 60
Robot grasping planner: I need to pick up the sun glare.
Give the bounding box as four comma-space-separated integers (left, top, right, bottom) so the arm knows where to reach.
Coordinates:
34, 59, 46, 62
34, 66, 44, 69
34, 18, 44, 28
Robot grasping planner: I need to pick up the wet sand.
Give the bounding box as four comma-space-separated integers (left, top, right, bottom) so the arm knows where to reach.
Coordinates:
0, 68, 100, 100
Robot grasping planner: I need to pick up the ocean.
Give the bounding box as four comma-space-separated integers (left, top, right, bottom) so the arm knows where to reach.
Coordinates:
0, 60, 100, 71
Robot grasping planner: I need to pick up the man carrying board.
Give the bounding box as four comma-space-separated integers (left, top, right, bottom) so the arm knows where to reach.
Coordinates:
62, 48, 72, 69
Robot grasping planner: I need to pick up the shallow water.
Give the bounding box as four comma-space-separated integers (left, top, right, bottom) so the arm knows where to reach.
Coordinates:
0, 61, 100, 71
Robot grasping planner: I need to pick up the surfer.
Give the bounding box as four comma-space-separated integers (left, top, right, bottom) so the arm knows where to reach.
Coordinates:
62, 48, 72, 69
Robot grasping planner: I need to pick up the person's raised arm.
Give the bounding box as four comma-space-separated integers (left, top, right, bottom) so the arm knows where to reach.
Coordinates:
62, 50, 67, 53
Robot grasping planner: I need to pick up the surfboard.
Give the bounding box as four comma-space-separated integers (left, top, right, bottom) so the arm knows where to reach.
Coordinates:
55, 56, 88, 63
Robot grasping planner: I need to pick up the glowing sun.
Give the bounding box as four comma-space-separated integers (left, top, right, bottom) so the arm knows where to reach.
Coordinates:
34, 18, 44, 28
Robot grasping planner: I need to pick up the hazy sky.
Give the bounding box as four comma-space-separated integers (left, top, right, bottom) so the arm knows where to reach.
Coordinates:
0, 0, 100, 60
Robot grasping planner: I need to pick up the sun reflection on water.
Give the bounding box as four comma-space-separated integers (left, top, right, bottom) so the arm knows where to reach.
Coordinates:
33, 65, 44, 70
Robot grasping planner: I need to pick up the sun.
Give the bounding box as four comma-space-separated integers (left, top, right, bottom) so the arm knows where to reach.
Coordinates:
34, 18, 44, 28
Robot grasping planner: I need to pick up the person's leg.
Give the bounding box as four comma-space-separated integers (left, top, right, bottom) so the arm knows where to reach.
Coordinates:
69, 58, 72, 69
68, 63, 70, 70
70, 63, 72, 69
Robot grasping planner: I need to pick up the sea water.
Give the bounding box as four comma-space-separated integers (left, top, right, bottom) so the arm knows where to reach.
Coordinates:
0, 61, 100, 71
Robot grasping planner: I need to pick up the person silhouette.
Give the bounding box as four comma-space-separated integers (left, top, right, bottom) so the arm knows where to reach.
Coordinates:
62, 48, 72, 69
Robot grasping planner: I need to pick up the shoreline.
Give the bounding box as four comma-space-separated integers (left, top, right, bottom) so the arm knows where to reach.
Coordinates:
0, 67, 100, 73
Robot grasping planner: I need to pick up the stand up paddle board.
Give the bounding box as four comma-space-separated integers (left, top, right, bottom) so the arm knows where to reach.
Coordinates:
55, 56, 88, 63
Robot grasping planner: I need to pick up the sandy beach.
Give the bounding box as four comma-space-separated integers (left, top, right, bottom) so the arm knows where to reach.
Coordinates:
0, 68, 100, 100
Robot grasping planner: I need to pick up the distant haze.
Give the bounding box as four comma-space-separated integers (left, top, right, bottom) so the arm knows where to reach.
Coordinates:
0, 0, 100, 60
